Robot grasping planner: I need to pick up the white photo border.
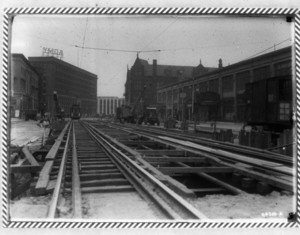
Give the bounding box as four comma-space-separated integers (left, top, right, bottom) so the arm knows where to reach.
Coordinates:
1, 7, 300, 228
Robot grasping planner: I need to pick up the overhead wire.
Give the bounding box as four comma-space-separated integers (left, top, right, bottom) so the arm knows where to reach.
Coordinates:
244, 38, 291, 60
73, 45, 161, 53
139, 17, 179, 53
29, 33, 292, 69
80, 17, 89, 66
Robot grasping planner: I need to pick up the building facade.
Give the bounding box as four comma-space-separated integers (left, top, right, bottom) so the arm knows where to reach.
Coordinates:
124, 55, 217, 108
11, 54, 40, 119
97, 96, 125, 116
29, 56, 98, 117
157, 46, 292, 122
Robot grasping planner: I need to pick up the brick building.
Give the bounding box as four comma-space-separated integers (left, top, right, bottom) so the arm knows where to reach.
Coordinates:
11, 54, 40, 119
29, 56, 98, 117
124, 55, 216, 108
157, 46, 292, 122
97, 96, 125, 116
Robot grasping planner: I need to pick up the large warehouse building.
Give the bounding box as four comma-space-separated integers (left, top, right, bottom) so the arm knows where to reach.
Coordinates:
29, 56, 98, 117
157, 46, 292, 124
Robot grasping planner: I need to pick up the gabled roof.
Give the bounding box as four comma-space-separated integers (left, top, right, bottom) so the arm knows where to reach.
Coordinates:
131, 57, 195, 79
156, 64, 194, 78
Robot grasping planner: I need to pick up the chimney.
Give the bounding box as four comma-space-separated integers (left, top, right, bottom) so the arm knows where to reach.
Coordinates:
153, 59, 157, 76
218, 58, 223, 68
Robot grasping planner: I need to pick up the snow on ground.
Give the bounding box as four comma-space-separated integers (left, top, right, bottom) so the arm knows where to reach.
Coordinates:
188, 191, 294, 219
82, 192, 163, 220
10, 118, 46, 147
10, 195, 51, 219
7, 119, 295, 220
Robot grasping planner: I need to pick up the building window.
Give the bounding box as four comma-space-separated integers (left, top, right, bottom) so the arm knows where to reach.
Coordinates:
106, 99, 109, 114
274, 61, 291, 76
223, 98, 235, 121
162, 92, 166, 103
222, 75, 234, 97
209, 79, 219, 93
279, 79, 292, 101
110, 99, 114, 114
13, 77, 18, 91
236, 71, 251, 94
253, 66, 271, 81
167, 90, 172, 105
279, 102, 290, 120
103, 99, 106, 115
173, 89, 178, 102
157, 93, 161, 103
198, 82, 208, 93
99, 99, 102, 114
20, 79, 26, 93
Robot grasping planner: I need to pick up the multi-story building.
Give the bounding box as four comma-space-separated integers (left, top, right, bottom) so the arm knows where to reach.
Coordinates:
29, 56, 98, 117
11, 54, 40, 119
97, 96, 125, 116
157, 46, 292, 122
124, 55, 217, 108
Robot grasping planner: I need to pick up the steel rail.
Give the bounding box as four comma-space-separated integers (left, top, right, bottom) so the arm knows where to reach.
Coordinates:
47, 121, 72, 219
35, 120, 71, 195
72, 121, 82, 218
106, 122, 293, 176
81, 121, 208, 220
110, 122, 293, 166
94, 121, 293, 192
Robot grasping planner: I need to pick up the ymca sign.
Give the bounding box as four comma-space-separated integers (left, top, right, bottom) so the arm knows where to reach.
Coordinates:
42, 47, 64, 60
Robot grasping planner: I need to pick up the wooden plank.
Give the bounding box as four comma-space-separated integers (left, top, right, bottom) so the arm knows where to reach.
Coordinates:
159, 136, 293, 176
45, 121, 70, 160
159, 166, 233, 174
35, 160, 54, 195
177, 163, 244, 195
143, 156, 206, 163
76, 185, 135, 194
190, 187, 227, 193
46, 180, 57, 193
35, 121, 70, 195
47, 122, 72, 218
80, 179, 129, 187
88, 127, 196, 198
138, 150, 185, 156
22, 146, 39, 166
10, 165, 40, 173
72, 124, 82, 219
120, 140, 158, 146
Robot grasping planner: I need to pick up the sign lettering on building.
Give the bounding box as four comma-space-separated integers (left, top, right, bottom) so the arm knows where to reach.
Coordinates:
42, 47, 64, 60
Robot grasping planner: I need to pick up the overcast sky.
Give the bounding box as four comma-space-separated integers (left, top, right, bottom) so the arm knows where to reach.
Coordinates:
11, 15, 292, 97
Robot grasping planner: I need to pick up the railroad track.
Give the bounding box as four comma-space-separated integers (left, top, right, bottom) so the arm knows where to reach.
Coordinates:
39, 121, 207, 220
109, 122, 294, 166
83, 120, 294, 196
